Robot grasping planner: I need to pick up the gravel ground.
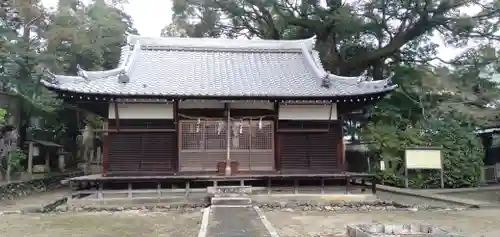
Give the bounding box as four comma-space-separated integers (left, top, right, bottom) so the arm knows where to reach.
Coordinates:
265, 209, 500, 237
0, 210, 202, 237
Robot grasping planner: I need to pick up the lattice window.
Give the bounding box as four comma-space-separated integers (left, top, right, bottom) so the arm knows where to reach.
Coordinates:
180, 120, 273, 151
251, 121, 273, 150
180, 120, 227, 150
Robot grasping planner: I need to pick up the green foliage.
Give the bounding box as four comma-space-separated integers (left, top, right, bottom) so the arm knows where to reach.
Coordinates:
422, 112, 483, 188
364, 106, 484, 188
7, 149, 28, 174
87, 116, 104, 129
0, 0, 136, 156
363, 66, 488, 188
0, 108, 6, 124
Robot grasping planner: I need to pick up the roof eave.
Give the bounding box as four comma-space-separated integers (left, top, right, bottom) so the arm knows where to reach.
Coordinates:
42, 83, 396, 101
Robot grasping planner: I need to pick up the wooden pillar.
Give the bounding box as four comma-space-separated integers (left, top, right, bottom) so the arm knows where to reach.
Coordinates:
113, 102, 120, 131
224, 103, 231, 176
273, 102, 280, 172
320, 178, 325, 194
185, 180, 190, 197
267, 178, 272, 194
102, 119, 109, 176
97, 182, 103, 200
96, 146, 102, 164
173, 100, 179, 173
103, 101, 120, 176
128, 183, 133, 199
27, 141, 34, 174
338, 115, 346, 171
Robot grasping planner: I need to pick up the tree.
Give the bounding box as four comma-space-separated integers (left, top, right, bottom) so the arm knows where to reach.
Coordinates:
364, 108, 484, 188
164, 0, 500, 188
1, 0, 137, 155
41, 0, 137, 151
359, 65, 491, 188
166, 0, 500, 79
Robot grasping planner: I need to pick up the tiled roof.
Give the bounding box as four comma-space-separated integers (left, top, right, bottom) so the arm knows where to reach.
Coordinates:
41, 35, 396, 98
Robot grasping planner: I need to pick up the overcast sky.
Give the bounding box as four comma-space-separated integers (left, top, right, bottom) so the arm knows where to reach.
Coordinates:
41, 0, 172, 36
40, 0, 463, 61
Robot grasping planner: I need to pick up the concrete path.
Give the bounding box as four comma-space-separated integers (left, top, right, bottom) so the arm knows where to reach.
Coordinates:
0, 188, 68, 213
205, 206, 275, 237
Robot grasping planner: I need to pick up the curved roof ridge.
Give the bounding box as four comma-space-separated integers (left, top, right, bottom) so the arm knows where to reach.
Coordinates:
126, 34, 316, 51
65, 41, 141, 81
307, 42, 394, 84
123, 40, 141, 74
117, 44, 131, 67
81, 68, 125, 79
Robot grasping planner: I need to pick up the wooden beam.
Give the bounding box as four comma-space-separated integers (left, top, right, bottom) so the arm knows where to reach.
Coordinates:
81, 129, 176, 133
276, 129, 329, 133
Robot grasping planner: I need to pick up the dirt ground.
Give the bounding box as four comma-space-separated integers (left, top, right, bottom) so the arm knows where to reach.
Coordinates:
0, 188, 69, 212
0, 210, 202, 237
265, 209, 500, 237
0, 208, 498, 237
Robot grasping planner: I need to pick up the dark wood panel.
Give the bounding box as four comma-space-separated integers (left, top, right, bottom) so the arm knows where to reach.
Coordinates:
308, 132, 338, 172
278, 121, 341, 173
108, 133, 142, 172
107, 119, 177, 174
141, 133, 175, 172
279, 133, 309, 170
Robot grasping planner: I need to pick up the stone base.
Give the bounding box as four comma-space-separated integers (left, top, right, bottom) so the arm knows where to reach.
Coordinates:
211, 197, 252, 206
207, 185, 252, 196
346, 223, 466, 237
208, 185, 253, 206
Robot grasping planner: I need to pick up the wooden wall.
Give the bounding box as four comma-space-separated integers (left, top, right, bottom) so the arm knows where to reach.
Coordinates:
104, 101, 345, 175
106, 119, 176, 176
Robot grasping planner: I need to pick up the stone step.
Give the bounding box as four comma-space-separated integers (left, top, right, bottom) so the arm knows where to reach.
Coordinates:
207, 185, 252, 196
215, 193, 250, 198
211, 197, 252, 206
